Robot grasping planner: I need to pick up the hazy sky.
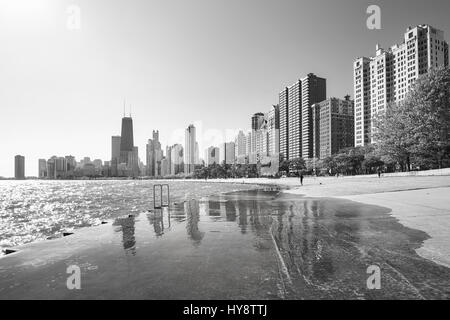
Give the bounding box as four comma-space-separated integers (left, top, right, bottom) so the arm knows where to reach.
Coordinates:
1, 0, 449, 177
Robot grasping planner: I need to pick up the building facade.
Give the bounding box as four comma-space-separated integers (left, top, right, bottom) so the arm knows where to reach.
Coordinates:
312, 96, 355, 159
170, 144, 184, 175
184, 125, 196, 175
119, 116, 134, 165
38, 159, 47, 178
267, 105, 280, 157
14, 155, 25, 179
300, 73, 327, 158
354, 24, 449, 145
206, 146, 220, 166
220, 142, 236, 165
279, 87, 289, 160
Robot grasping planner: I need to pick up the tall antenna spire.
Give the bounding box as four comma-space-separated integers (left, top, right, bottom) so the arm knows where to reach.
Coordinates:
123, 99, 126, 117
129, 104, 132, 117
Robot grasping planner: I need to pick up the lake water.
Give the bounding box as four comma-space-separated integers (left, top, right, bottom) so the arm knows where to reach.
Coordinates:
0, 180, 260, 250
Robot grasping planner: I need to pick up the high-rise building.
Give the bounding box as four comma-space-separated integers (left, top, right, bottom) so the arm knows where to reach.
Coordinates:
300, 73, 327, 159
46, 157, 56, 179
279, 87, 289, 160
353, 57, 372, 146
220, 142, 236, 165
119, 116, 134, 164
160, 158, 169, 177
279, 74, 326, 160
206, 146, 220, 166
128, 146, 140, 177
312, 96, 355, 159
251, 113, 265, 154
146, 130, 162, 177
245, 131, 251, 154
235, 131, 247, 156
38, 159, 47, 178
184, 125, 196, 175
267, 105, 280, 156
235, 131, 247, 164
55, 157, 67, 179
65, 155, 76, 178
111, 136, 121, 163
153, 131, 163, 176
288, 80, 302, 159
166, 145, 172, 176
14, 155, 25, 179
171, 144, 184, 175
354, 24, 449, 145
195, 141, 200, 165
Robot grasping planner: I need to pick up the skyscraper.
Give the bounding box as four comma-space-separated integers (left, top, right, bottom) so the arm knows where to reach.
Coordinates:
312, 96, 355, 159
279, 88, 289, 160
184, 125, 196, 175
235, 131, 247, 164
250, 113, 266, 164
14, 155, 25, 179
354, 24, 449, 145
119, 116, 134, 164
111, 136, 121, 163
206, 146, 220, 165
280, 73, 326, 160
300, 73, 327, 159
171, 144, 184, 175
220, 142, 236, 165
146, 130, 162, 177
267, 105, 280, 156
288, 80, 302, 159
38, 159, 47, 178
166, 145, 173, 176
353, 57, 372, 147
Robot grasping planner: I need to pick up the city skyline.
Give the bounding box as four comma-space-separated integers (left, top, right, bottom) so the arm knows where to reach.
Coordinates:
2, 0, 450, 177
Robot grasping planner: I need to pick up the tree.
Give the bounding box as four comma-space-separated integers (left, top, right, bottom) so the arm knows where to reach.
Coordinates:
374, 66, 450, 170
362, 154, 384, 174
290, 158, 306, 176
321, 156, 337, 175
279, 159, 290, 175
404, 66, 450, 169
373, 101, 414, 171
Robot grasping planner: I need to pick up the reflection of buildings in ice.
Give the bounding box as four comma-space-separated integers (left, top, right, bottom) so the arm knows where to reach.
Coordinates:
113, 215, 137, 255
279, 198, 367, 283
207, 199, 221, 217
147, 211, 165, 237
238, 204, 249, 234
249, 201, 262, 235
185, 199, 204, 246
224, 201, 237, 222
199, 201, 209, 216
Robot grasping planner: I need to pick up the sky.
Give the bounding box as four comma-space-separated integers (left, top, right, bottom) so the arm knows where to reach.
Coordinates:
1, 0, 449, 177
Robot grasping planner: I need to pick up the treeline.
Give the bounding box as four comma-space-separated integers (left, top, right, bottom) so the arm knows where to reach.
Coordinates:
192, 163, 259, 179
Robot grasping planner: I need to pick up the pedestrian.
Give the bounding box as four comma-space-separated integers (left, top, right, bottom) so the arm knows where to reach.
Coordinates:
300, 172, 304, 186
378, 169, 381, 178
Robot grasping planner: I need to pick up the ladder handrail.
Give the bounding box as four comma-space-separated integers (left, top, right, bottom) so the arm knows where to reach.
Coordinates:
153, 184, 170, 209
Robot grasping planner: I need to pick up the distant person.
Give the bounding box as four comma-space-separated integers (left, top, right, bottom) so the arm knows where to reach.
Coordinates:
300, 173, 304, 186
378, 170, 382, 178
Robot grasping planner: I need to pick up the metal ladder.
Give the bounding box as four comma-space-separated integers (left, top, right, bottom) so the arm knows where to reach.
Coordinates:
153, 184, 170, 209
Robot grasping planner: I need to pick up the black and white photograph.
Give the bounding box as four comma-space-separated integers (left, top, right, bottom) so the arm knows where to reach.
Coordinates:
0, 0, 450, 311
